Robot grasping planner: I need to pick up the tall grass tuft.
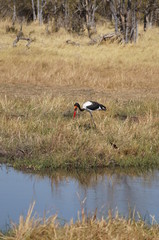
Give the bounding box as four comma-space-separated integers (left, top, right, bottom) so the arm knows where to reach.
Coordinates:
1, 203, 159, 240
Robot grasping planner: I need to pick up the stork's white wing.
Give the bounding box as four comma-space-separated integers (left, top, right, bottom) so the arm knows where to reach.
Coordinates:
82, 101, 92, 110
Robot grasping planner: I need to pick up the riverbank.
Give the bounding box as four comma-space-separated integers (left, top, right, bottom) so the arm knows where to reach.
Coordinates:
1, 203, 159, 240
0, 20, 159, 171
0, 95, 159, 171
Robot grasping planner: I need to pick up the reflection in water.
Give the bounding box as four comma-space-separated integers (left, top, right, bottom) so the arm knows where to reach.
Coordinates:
0, 164, 159, 231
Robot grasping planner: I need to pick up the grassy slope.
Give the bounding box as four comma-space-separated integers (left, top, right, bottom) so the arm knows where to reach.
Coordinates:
0, 20, 159, 171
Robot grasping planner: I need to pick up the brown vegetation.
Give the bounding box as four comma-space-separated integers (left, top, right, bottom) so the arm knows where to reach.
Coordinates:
1, 203, 159, 240
0, 20, 159, 171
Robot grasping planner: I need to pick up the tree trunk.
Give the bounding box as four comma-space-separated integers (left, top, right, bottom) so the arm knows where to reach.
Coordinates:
149, 11, 153, 27
144, 11, 147, 31
133, 0, 138, 43
39, 0, 43, 25
85, 0, 97, 38
53, 0, 58, 32
125, 0, 131, 43
37, 0, 40, 22
31, 0, 36, 21
85, 0, 91, 37
63, 0, 69, 29
12, 0, 16, 26
109, 0, 118, 33
135, 17, 138, 42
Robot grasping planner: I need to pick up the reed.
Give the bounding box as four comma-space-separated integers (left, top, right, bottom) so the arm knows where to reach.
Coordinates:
1, 203, 159, 240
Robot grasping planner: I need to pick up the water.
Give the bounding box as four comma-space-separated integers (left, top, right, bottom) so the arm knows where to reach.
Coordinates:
1, 164, 159, 231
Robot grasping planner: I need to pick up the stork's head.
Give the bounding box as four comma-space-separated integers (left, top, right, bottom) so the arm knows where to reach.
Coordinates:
73, 103, 80, 118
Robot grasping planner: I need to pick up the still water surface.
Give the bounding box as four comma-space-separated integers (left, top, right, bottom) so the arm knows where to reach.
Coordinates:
1, 164, 159, 230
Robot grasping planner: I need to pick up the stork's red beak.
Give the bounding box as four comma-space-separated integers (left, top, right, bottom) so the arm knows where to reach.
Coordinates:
73, 111, 76, 118
73, 106, 77, 118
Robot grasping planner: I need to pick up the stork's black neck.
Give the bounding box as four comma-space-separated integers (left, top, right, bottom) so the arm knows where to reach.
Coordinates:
74, 103, 85, 111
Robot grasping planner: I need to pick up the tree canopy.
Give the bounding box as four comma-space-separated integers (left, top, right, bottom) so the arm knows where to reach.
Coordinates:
1, 0, 159, 43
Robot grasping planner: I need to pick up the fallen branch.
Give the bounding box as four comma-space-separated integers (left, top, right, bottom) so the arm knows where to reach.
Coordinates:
13, 34, 33, 48
101, 32, 116, 40
66, 40, 80, 46
66, 32, 123, 47
87, 36, 101, 45
87, 32, 124, 46
98, 32, 123, 44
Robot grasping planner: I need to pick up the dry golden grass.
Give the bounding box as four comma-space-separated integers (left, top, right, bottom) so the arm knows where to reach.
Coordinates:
0, 20, 159, 170
0, 20, 159, 98
0, 93, 158, 171
1, 203, 159, 240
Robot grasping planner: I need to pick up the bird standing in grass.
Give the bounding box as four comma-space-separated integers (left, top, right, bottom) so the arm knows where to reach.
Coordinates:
73, 101, 106, 127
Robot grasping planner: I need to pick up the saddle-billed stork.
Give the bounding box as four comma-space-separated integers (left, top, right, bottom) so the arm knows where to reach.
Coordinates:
73, 101, 106, 127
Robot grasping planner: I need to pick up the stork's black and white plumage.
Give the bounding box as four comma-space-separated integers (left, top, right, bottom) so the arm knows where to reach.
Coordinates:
73, 101, 106, 127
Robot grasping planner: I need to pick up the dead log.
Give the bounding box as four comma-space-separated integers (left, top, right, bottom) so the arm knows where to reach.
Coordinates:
87, 32, 123, 45
101, 32, 116, 40
66, 32, 123, 47
13, 36, 33, 48
13, 29, 33, 48
87, 35, 102, 45
98, 32, 123, 44
66, 40, 80, 46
